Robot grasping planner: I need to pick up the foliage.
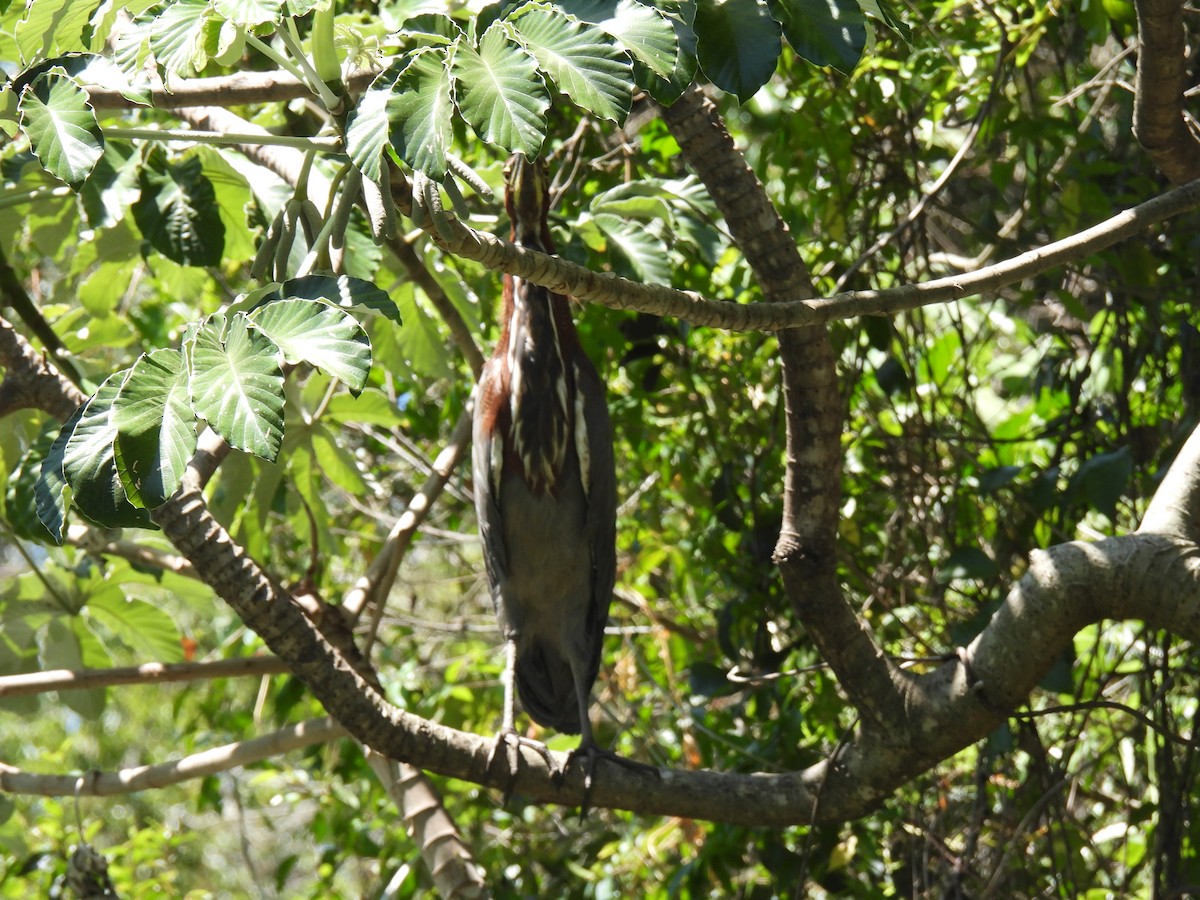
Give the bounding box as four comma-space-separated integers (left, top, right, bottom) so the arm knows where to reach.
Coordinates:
0, 0, 1197, 897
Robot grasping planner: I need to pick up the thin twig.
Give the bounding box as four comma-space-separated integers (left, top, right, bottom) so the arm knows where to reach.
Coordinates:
0, 718, 345, 797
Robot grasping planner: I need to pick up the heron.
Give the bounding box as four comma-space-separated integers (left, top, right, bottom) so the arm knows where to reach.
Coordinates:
472, 152, 617, 798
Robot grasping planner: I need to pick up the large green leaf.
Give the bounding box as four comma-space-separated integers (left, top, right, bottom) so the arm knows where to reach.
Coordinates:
112, 348, 197, 509
380, 50, 455, 180
310, 423, 369, 496
61, 372, 154, 530
15, 0, 99, 64
554, 0, 679, 81
249, 298, 372, 393
133, 152, 225, 267
508, 7, 632, 123
188, 314, 286, 460
40, 620, 106, 719
148, 0, 213, 76
587, 212, 672, 285
5, 430, 60, 543
452, 23, 548, 157
771, 0, 866, 74
280, 273, 401, 321
694, 0, 782, 101
86, 592, 183, 663
193, 145, 256, 263
34, 405, 84, 543
16, 68, 104, 186
344, 60, 411, 182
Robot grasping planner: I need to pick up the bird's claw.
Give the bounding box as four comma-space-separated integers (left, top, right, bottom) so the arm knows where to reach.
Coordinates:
567, 744, 660, 820
487, 728, 560, 805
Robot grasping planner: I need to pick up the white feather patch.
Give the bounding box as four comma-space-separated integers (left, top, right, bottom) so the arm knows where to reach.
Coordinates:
574, 363, 590, 497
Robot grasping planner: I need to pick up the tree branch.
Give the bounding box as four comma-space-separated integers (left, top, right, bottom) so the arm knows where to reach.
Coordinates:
1133, 0, 1200, 184
86, 69, 378, 111
364, 752, 489, 899
0, 314, 85, 421
0, 718, 345, 797
1139, 420, 1200, 537
659, 85, 905, 731
403, 166, 1200, 333
0, 657, 289, 699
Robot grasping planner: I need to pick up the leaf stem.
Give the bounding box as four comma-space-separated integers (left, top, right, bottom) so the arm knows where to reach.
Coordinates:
274, 21, 343, 112
0, 185, 74, 211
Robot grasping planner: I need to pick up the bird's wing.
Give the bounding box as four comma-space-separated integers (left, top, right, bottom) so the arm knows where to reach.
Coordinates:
472, 360, 509, 607
575, 357, 617, 676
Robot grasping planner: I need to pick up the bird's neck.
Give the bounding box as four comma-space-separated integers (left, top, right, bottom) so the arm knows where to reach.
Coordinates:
499, 279, 577, 494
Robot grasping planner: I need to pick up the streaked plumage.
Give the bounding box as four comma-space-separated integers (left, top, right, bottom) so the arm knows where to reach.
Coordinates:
473, 153, 617, 748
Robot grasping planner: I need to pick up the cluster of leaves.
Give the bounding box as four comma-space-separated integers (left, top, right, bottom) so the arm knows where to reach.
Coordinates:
2, 0, 909, 192
13, 276, 392, 543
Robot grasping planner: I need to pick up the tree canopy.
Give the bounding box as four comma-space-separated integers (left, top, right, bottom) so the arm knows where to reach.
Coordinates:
0, 0, 1199, 895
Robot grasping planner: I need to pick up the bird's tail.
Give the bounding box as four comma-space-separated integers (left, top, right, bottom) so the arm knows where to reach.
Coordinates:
515, 641, 583, 734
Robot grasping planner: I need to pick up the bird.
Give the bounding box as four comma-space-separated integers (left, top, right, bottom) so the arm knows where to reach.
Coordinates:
472, 152, 617, 794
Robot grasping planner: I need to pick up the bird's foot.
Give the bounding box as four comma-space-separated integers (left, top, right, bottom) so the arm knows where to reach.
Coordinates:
567, 743, 660, 820
487, 728, 561, 805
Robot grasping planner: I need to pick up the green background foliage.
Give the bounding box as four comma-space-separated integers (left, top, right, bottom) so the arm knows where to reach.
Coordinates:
0, 0, 1197, 896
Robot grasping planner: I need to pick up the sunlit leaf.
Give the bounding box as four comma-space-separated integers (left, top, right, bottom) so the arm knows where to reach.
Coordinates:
369, 50, 454, 179
148, 0, 213, 76
188, 313, 285, 460
452, 24, 548, 156
249, 298, 372, 393
213, 0, 285, 26
17, 68, 103, 186
15, 0, 97, 64
554, 0, 679, 81
772, 0, 867, 74
87, 593, 184, 663
61, 372, 154, 530
112, 348, 197, 509
279, 273, 400, 321
508, 7, 632, 123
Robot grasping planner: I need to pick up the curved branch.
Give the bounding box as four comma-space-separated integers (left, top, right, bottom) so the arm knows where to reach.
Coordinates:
7, 329, 1200, 825
658, 86, 904, 732
0, 718, 345, 797
1133, 0, 1200, 184
1139, 419, 1200, 538
365, 752, 489, 899
86, 75, 1200, 334
413, 172, 1200, 332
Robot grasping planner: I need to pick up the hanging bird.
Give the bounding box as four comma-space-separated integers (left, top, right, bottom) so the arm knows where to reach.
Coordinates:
472, 153, 617, 790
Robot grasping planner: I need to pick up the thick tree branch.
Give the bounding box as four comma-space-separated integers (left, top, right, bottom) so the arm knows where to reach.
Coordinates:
365, 752, 489, 900
0, 315, 85, 420
1139, 421, 1200, 538
1133, 0, 1200, 184
657, 86, 909, 735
